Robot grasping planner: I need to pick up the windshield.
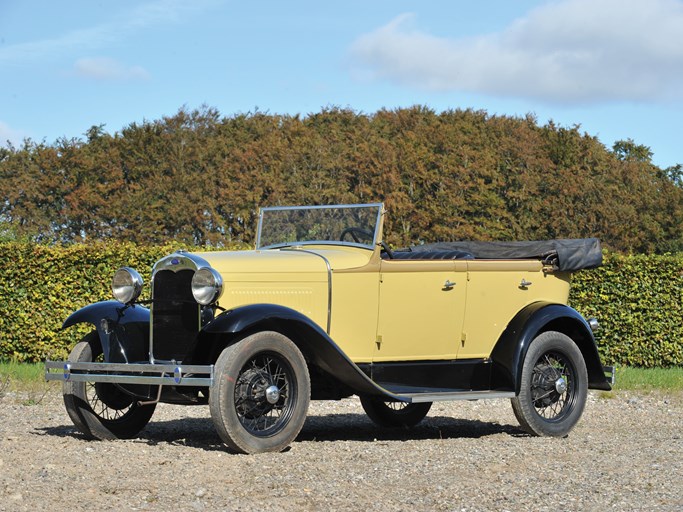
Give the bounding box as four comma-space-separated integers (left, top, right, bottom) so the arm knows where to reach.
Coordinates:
257, 204, 383, 250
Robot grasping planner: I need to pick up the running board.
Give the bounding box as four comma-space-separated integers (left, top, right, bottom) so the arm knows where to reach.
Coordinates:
396, 390, 516, 403
46, 360, 516, 403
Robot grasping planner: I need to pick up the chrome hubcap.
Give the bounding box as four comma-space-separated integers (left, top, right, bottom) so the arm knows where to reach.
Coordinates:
554, 376, 568, 394
265, 385, 281, 404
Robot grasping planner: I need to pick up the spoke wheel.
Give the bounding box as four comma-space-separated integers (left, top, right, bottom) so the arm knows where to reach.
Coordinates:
63, 332, 156, 440
210, 331, 310, 454
234, 353, 295, 436
360, 396, 432, 428
530, 352, 575, 419
511, 331, 587, 437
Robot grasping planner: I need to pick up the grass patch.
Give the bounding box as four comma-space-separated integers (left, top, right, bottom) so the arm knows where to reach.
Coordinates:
613, 366, 683, 391
0, 360, 47, 383
0, 360, 55, 405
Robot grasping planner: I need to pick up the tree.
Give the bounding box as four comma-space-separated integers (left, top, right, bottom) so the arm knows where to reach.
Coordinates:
0, 107, 681, 253
612, 139, 653, 163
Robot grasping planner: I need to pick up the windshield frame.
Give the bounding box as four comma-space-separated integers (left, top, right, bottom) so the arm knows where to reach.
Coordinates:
256, 203, 384, 250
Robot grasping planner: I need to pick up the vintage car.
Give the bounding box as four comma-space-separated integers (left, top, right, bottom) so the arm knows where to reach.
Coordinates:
46, 203, 613, 454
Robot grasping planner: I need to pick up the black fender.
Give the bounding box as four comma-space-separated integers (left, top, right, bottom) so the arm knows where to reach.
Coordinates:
490, 302, 611, 393
62, 300, 150, 363
200, 304, 398, 399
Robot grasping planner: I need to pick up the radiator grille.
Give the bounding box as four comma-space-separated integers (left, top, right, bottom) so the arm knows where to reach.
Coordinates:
151, 269, 199, 362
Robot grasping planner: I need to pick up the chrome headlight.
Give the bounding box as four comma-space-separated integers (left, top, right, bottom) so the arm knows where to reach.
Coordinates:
111, 267, 144, 304
191, 267, 223, 305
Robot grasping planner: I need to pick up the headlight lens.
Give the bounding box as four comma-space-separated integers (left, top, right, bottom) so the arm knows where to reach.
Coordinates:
111, 267, 144, 304
191, 267, 223, 305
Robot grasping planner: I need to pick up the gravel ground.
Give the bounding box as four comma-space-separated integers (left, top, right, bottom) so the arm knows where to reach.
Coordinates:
0, 387, 681, 512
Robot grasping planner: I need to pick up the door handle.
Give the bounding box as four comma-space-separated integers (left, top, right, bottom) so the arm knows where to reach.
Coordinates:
443, 280, 457, 289
519, 279, 533, 289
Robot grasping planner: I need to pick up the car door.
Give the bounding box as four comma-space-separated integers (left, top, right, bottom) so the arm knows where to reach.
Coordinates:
374, 259, 467, 362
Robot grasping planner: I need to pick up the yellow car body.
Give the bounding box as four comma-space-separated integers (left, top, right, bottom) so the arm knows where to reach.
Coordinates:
197, 245, 570, 363
47, 203, 612, 454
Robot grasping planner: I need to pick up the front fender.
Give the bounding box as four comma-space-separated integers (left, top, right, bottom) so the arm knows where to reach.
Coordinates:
201, 304, 397, 399
62, 300, 150, 363
490, 302, 611, 392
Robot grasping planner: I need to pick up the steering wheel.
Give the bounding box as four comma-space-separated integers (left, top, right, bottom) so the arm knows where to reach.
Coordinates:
379, 241, 394, 259
340, 227, 374, 244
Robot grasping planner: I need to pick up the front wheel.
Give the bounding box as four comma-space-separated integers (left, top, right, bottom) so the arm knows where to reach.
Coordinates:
511, 331, 588, 437
63, 332, 156, 440
209, 331, 311, 454
360, 396, 432, 428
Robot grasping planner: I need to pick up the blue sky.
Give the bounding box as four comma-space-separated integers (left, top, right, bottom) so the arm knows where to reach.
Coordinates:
1, 0, 681, 168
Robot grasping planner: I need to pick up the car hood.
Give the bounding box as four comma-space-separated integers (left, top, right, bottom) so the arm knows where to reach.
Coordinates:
193, 246, 373, 276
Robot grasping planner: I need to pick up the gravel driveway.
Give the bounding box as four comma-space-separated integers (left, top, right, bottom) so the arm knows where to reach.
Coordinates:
1, 388, 681, 511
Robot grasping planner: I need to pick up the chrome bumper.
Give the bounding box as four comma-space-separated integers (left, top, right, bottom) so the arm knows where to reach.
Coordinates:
45, 361, 214, 387
603, 365, 616, 386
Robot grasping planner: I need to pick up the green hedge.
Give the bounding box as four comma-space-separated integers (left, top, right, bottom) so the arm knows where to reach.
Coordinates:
571, 252, 683, 367
0, 242, 186, 362
1, 243, 681, 366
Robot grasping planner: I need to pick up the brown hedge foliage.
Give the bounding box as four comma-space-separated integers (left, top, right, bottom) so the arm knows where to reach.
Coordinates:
0, 242, 681, 367
1, 106, 681, 253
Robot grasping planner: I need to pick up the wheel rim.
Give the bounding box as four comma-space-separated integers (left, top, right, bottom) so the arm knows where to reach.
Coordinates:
233, 352, 296, 437
86, 382, 135, 421
530, 351, 577, 421
82, 353, 136, 422
385, 402, 411, 413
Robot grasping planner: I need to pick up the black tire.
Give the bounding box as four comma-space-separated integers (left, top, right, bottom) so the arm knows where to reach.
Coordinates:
360, 396, 432, 428
209, 331, 311, 454
63, 332, 156, 440
511, 331, 588, 437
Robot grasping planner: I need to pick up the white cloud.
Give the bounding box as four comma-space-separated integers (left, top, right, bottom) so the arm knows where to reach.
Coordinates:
350, 0, 683, 104
0, 0, 223, 64
73, 57, 151, 81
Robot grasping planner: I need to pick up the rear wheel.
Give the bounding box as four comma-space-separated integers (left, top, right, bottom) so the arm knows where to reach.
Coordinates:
209, 331, 311, 454
360, 397, 432, 428
63, 332, 156, 440
511, 331, 587, 437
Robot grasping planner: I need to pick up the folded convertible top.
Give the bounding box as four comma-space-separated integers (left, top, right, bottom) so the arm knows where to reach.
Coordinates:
407, 238, 602, 272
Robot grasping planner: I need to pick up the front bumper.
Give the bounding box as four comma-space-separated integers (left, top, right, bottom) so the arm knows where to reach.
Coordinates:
45, 361, 214, 387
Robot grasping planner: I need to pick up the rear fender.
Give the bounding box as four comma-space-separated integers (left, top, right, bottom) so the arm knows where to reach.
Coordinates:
62, 300, 150, 363
199, 304, 393, 398
490, 302, 611, 392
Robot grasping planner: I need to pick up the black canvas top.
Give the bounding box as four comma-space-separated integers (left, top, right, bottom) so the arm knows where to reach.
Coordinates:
405, 238, 602, 272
